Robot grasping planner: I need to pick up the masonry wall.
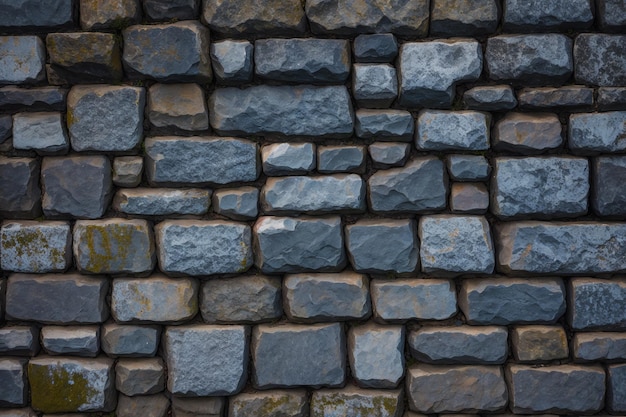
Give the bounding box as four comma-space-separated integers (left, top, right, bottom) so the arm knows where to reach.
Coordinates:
1, 0, 626, 416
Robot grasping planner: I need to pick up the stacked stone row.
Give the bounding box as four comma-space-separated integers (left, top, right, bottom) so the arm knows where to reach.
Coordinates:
2, 0, 626, 416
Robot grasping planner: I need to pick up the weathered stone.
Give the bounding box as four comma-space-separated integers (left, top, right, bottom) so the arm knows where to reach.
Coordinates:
460, 278, 566, 325
46, 33, 122, 84
503, 0, 593, 32
113, 188, 210, 216
349, 324, 404, 388
210, 40, 253, 84
450, 183, 489, 214
147, 83, 208, 131
111, 276, 198, 323
399, 40, 482, 108
496, 222, 626, 274
113, 156, 143, 188
171, 397, 224, 417
573, 332, 626, 362
67, 85, 144, 152
73, 219, 155, 275
493, 113, 563, 153
144, 0, 199, 21
40, 326, 99, 357
518, 86, 594, 110
353, 64, 397, 108
354, 34, 398, 63
593, 156, 626, 216
311, 387, 403, 417
407, 365, 508, 413
0, 36, 46, 85
165, 325, 248, 395
229, 390, 308, 417
0, 115, 11, 143
101, 324, 160, 357
1, 221, 71, 273
0, 0, 74, 31
318, 145, 366, 173
463, 85, 517, 111
569, 112, 626, 154
0, 280, 5, 321
210, 85, 354, 138
12, 112, 68, 154
212, 187, 259, 220
0, 86, 67, 112
79, 0, 140, 30
145, 136, 259, 186
569, 278, 626, 330
256, 38, 350, 84
368, 157, 447, 213
369, 142, 410, 168
0, 157, 41, 218
116, 394, 169, 417
355, 109, 414, 141
430, 0, 499, 36
283, 272, 370, 322
252, 323, 345, 388
261, 143, 315, 176
254, 216, 345, 273
0, 408, 37, 417
6, 273, 108, 324
155, 220, 252, 276
511, 325, 568, 362
0, 359, 27, 407
447, 155, 490, 181
598, 0, 626, 32
507, 364, 605, 414
598, 87, 626, 111
609, 364, 626, 413
0, 327, 39, 356
115, 358, 164, 396
123, 21, 211, 82
486, 35, 573, 86
200, 275, 281, 323
575, 34, 626, 86
371, 279, 457, 322
417, 110, 489, 151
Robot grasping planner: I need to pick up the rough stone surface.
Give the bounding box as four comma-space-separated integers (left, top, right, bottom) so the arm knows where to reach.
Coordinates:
416, 110, 489, 151
450, 183, 489, 214
252, 323, 345, 388
165, 325, 248, 395
210, 40, 253, 84
593, 156, 626, 216
12, 112, 68, 154
0, 408, 37, 417
40, 326, 99, 357
79, 0, 140, 29
463, 85, 517, 111
113, 156, 143, 188
0, 326, 39, 356
574, 34, 626, 86
212, 187, 259, 220
0, 0, 74, 31
430, 0, 499, 36
493, 113, 563, 153
0, 358, 27, 407
147, 83, 208, 131
0, 86, 67, 112
511, 325, 568, 362
318, 145, 366, 173
369, 143, 410, 168
503, 0, 593, 32
355, 109, 414, 141
460, 278, 566, 325
569, 112, 626, 154
115, 358, 164, 396
0, 157, 41, 219
349, 324, 404, 388
573, 332, 626, 362
354, 34, 398, 63
311, 387, 403, 417
155, 220, 252, 276
101, 324, 160, 357
569, 278, 626, 330
0, 115, 11, 143
261, 143, 315, 176
116, 394, 169, 417
353, 64, 397, 108
598, 87, 626, 111
113, 188, 210, 216
0, 36, 46, 85
598, 0, 626, 32
144, 0, 199, 21
448, 155, 490, 181
609, 364, 626, 413
517, 86, 594, 110
229, 391, 308, 417
171, 397, 224, 417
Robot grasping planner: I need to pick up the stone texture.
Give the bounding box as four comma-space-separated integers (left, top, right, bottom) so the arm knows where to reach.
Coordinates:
171, 397, 224, 417
598, 87, 626, 111
115, 358, 164, 396
165, 325, 248, 395
147, 83, 208, 131
486, 35, 573, 86
12, 112, 68, 154
123, 21, 212, 82
145, 136, 259, 186
460, 278, 566, 325
511, 325, 568, 362
111, 276, 198, 323
574, 34, 626, 86
40, 326, 99, 357
0, 0, 74, 31
1, 221, 71, 273
73, 219, 154, 275
417, 110, 489, 151
0, 408, 37, 417
155, 220, 252, 276
503, 0, 593, 32
210, 40, 253, 84
254, 216, 345, 274
116, 394, 169, 417
261, 143, 315, 176
210, 85, 354, 138
144, 0, 199, 21
407, 365, 508, 413
463, 85, 517, 111
0, 157, 41, 218
598, 0, 626, 32
507, 364, 605, 414
355, 109, 414, 141
101, 324, 160, 357
399, 40, 482, 108
79, 0, 140, 29
0, 86, 67, 112
493, 113, 563, 153
283, 272, 370, 322
67, 85, 144, 152
0, 36, 46, 85
349, 324, 404, 388
369, 143, 410, 168
0, 115, 11, 143
353, 64, 397, 108
0, 359, 27, 407
569, 278, 626, 330
447, 155, 490, 181
6, 273, 108, 324
229, 391, 308, 417
569, 112, 626, 154
593, 156, 626, 216
311, 387, 403, 417
450, 183, 489, 214
517, 86, 594, 110
113, 156, 143, 188
0, 326, 39, 356
609, 364, 626, 413
252, 323, 345, 388
212, 187, 259, 220
430, 0, 499, 36
200, 275, 281, 323
371, 279, 457, 322
354, 34, 398, 63
318, 145, 366, 173
113, 188, 210, 216
256, 38, 350, 84
573, 332, 626, 362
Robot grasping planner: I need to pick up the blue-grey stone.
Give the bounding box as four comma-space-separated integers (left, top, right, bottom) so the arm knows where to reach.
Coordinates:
569, 111, 626, 154
0, 36, 46, 85
511, 325, 569, 362
450, 183, 489, 214
592, 156, 626, 216
597, 0, 626, 32
212, 187, 259, 221
416, 110, 490, 151
261, 142, 315, 176
101, 324, 160, 357
354, 34, 398, 63
144, 0, 199, 21
113, 156, 143, 188
463, 85, 517, 111
517, 86, 594, 111
229, 391, 308, 417
115, 358, 165, 396
12, 112, 68, 154
0, 0, 74, 31
574, 34, 626, 87
0, 358, 27, 407
430, 0, 499, 36
147, 83, 208, 131
447, 154, 490, 181
353, 64, 397, 108
598, 87, 626, 111
41, 326, 99, 357
369, 142, 410, 168
317, 146, 366, 173
503, 0, 593, 32
355, 109, 414, 141
569, 278, 626, 330
348, 324, 404, 388
79, 0, 140, 30
573, 332, 626, 362
0, 326, 39, 356
113, 188, 211, 216
609, 364, 626, 413
0, 157, 41, 218
493, 113, 563, 153
210, 40, 253, 84
0, 86, 68, 112
171, 396, 224, 417
0, 115, 11, 143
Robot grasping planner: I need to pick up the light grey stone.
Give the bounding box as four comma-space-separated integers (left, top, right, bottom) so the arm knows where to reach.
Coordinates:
349, 324, 404, 388
113, 156, 143, 188
569, 278, 626, 330
369, 142, 410, 168
113, 188, 210, 216
318, 145, 366, 173
575, 34, 626, 86
609, 364, 626, 413
0, 36, 46, 84
573, 332, 626, 362
511, 325, 568, 363
371, 279, 457, 322
210, 85, 354, 138
40, 326, 99, 357
210, 40, 253, 84
0, 0, 73, 31
353, 64, 397, 108
598, 0, 626, 32
311, 387, 403, 417
144, 0, 199, 21
493, 113, 563, 153
115, 358, 164, 396
503, 0, 593, 31
0, 86, 67, 112
79, 0, 141, 30
252, 323, 345, 388
12, 112, 68, 154
155, 220, 252, 276
0, 157, 41, 218
171, 397, 224, 417
147, 83, 208, 131
463, 85, 517, 111
417, 110, 489, 151
261, 143, 315, 176
0, 326, 39, 356
450, 183, 489, 214
165, 325, 248, 396
598, 87, 626, 111
212, 187, 259, 220
229, 390, 308, 417
460, 278, 566, 325
593, 156, 626, 216
517, 86, 594, 111
447, 155, 490, 181
0, 359, 27, 407
116, 394, 169, 417
101, 324, 160, 357
355, 109, 414, 141
430, 0, 499, 36
569, 111, 626, 154
354, 34, 398, 63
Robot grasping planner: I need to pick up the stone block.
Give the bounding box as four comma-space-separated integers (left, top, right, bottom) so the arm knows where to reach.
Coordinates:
573, 332, 626, 362
0, 36, 46, 85
0, 159, 36, 217
493, 113, 563, 153
460, 278, 566, 325
517, 86, 594, 111
371, 279, 457, 322
229, 390, 308, 417
511, 325, 568, 363
155, 220, 252, 276
311, 387, 403, 417
503, 0, 593, 31
261, 143, 316, 176
609, 364, 626, 412
115, 358, 164, 396
113, 188, 210, 216
593, 156, 626, 216
318, 145, 366, 173
113, 156, 143, 188
598, 0, 626, 32
6, 273, 108, 324
569, 111, 626, 154
0, 408, 37, 417
79, 0, 140, 29
212, 187, 259, 220
165, 325, 248, 395
171, 397, 224, 417
1, 221, 71, 273
598, 87, 626, 111
0, 115, 11, 142
144, 0, 199, 21
406, 365, 508, 413
210, 40, 253, 84
200, 275, 281, 323
147, 83, 208, 131
399, 40, 482, 108
354, 109, 413, 141
417, 110, 489, 151
447, 155, 490, 181
430, 0, 499, 36
354, 34, 398, 63
12, 112, 68, 154
0, 359, 27, 407
349, 324, 404, 388
111, 276, 198, 323
123, 21, 212, 82
463, 85, 517, 111
284, 272, 370, 322
507, 364, 605, 414
0, 0, 73, 31
353, 64, 397, 108
254, 216, 345, 273
569, 278, 626, 330
0, 86, 67, 112
574, 34, 626, 86
369, 143, 410, 168
0, 326, 39, 356
450, 183, 489, 214
40, 326, 99, 357
101, 324, 160, 357
116, 394, 169, 417
252, 323, 345, 388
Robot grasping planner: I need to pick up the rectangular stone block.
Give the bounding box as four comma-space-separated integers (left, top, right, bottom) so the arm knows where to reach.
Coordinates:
0, 358, 27, 407
0, 157, 41, 219
569, 278, 626, 330
41, 326, 99, 357
573, 332, 626, 362
261, 142, 316, 176
0, 36, 46, 84
569, 111, 626, 154
493, 113, 563, 153
0, 0, 74, 31
609, 364, 626, 413
113, 188, 211, 216
311, 387, 403, 417
12, 111, 69, 154
593, 156, 626, 216
503, 0, 593, 31
229, 390, 308, 417
349, 324, 404, 389
574, 34, 626, 86
101, 324, 160, 358
416, 110, 489, 151
115, 358, 164, 396
171, 396, 224, 417
0, 326, 39, 356
511, 325, 568, 362
147, 83, 208, 131
355, 109, 414, 141
0, 85, 67, 112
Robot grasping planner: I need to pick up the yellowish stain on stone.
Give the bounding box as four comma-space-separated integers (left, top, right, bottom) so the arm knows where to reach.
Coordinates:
29, 363, 98, 413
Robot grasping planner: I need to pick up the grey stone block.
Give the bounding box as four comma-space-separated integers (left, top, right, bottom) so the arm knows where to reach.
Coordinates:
0, 115, 11, 143
210, 85, 354, 138
101, 324, 160, 357
460, 278, 566, 325
311, 386, 403, 417
569, 111, 626, 154
318, 145, 366, 173
123, 21, 212, 82
430, 0, 499, 36
507, 364, 605, 414
355, 109, 414, 141
210, 40, 253, 84
147, 83, 208, 131
144, 0, 199, 21
349, 324, 404, 388
369, 142, 410, 168
417, 110, 489, 151
171, 396, 224, 417
0, 86, 67, 112
261, 143, 315, 176
0, 326, 39, 356
511, 325, 568, 363
145, 136, 259, 186
407, 365, 508, 413
79, 0, 140, 30
0, 36, 46, 85
256, 38, 350, 84
353, 64, 397, 108
155, 220, 252, 276
40, 326, 99, 357
399, 40, 482, 108
116, 394, 169, 417
463, 85, 517, 111
284, 272, 370, 322
212, 187, 259, 220
598, 87, 626, 111
569, 278, 626, 330
450, 183, 489, 214
115, 358, 164, 396
354, 34, 398, 63
492, 157, 589, 218
517, 86, 594, 110
573, 332, 626, 362
165, 325, 248, 395
574, 34, 626, 86
486, 34, 573, 86
598, 0, 626, 32
113, 188, 211, 216
371, 279, 457, 322
503, 0, 593, 31
67, 85, 144, 152
609, 364, 626, 412
493, 113, 563, 153
200, 275, 281, 323
113, 156, 143, 188
111, 276, 198, 323
229, 390, 308, 417
252, 323, 345, 388
0, 157, 41, 218
12, 112, 68, 154
593, 156, 626, 216
0, 0, 73, 31
6, 273, 108, 324
0, 359, 27, 407
447, 155, 490, 181
254, 216, 345, 274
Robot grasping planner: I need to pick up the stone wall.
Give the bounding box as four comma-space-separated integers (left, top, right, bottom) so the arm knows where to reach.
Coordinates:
1, 0, 626, 416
